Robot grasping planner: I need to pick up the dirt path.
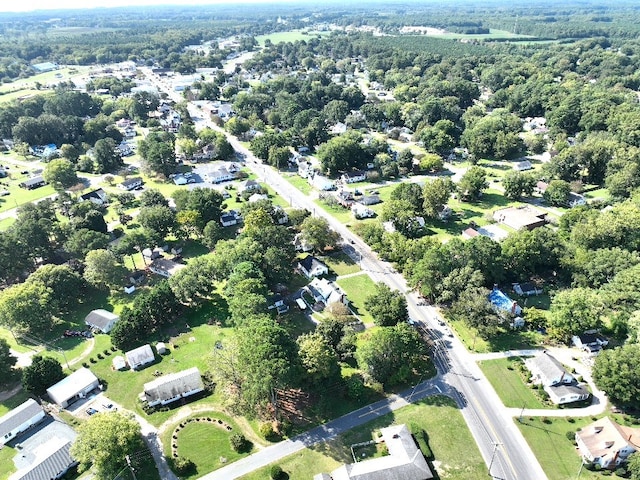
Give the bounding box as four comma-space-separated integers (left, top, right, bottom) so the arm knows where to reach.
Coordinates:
68, 338, 95, 366
0, 383, 22, 401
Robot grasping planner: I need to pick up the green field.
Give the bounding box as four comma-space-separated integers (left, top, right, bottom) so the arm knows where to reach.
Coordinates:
0, 216, 15, 231
336, 273, 377, 325
448, 317, 544, 353
284, 173, 312, 195
478, 357, 548, 409
430, 28, 535, 40
240, 396, 486, 480
321, 251, 361, 277
255, 30, 330, 46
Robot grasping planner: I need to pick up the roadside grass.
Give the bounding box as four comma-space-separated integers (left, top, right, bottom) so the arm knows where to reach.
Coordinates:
517, 417, 603, 480
283, 173, 312, 195
0, 216, 16, 231
478, 357, 548, 409
322, 251, 361, 277
315, 198, 352, 224
448, 318, 544, 353
240, 395, 486, 480
161, 410, 254, 479
336, 274, 377, 325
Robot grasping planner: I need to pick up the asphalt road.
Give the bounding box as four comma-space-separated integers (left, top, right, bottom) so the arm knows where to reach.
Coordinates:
141, 70, 549, 480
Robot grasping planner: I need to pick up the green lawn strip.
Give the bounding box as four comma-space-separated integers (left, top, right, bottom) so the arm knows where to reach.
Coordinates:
0, 443, 17, 479
448, 318, 544, 353
161, 410, 255, 479
283, 174, 312, 195
240, 396, 486, 480
478, 357, 548, 409
315, 198, 353, 224
0, 327, 32, 353
254, 30, 329, 46
517, 416, 602, 480
0, 89, 48, 105
0, 389, 31, 417
321, 251, 361, 277
336, 274, 377, 325
0, 216, 16, 231
0, 182, 56, 213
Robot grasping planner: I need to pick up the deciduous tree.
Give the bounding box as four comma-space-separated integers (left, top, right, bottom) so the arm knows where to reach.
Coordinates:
364, 283, 408, 327
22, 355, 64, 396
593, 344, 640, 410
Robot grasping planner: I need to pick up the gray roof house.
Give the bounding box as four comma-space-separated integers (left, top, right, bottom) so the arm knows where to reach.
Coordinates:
18, 176, 46, 190
142, 367, 204, 407
9, 440, 77, 480
315, 424, 433, 480
85, 309, 119, 333
79, 188, 108, 206
0, 399, 45, 446
525, 352, 589, 405
125, 344, 156, 370
118, 177, 143, 190
298, 256, 329, 279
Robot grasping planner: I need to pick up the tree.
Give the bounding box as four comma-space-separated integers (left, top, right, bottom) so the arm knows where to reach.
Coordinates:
547, 288, 603, 343
139, 189, 168, 208
93, 137, 123, 174
300, 216, 340, 253
173, 188, 224, 229
364, 283, 408, 326
297, 333, 340, 384
592, 344, 640, 410
356, 323, 427, 386
203, 220, 223, 248
502, 171, 536, 200
316, 133, 367, 174
438, 266, 484, 304
43, 159, 78, 190
168, 255, 218, 305
26, 264, 84, 312
390, 183, 423, 214
71, 412, 146, 480
64, 228, 110, 259
0, 282, 54, 334
84, 249, 126, 290
0, 338, 17, 386
418, 153, 444, 173
138, 131, 176, 177
501, 228, 563, 279
422, 178, 453, 218
457, 166, 488, 202
450, 287, 502, 339
22, 355, 64, 396
543, 179, 571, 207
137, 205, 176, 240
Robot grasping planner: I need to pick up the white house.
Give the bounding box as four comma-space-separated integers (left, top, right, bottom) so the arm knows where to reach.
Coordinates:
220, 213, 238, 227
576, 417, 640, 469
572, 331, 609, 353
118, 177, 143, 191
315, 424, 433, 480
148, 258, 186, 278
142, 367, 204, 407
125, 344, 155, 370
79, 188, 108, 206
341, 170, 367, 184
352, 203, 375, 219
0, 399, 45, 446
298, 161, 314, 178
525, 352, 589, 405
238, 179, 261, 193
298, 256, 329, 279
46, 368, 100, 408
307, 277, 348, 306
85, 309, 119, 334
205, 166, 235, 184
294, 233, 313, 252
513, 160, 533, 171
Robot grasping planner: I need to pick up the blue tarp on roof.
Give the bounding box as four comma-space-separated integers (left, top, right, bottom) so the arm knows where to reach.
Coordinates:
489, 288, 522, 315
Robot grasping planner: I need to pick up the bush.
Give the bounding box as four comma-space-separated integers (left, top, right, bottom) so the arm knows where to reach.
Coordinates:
229, 433, 252, 453
97, 353, 103, 360
172, 456, 196, 476
566, 431, 575, 441
270, 465, 286, 480
259, 422, 278, 441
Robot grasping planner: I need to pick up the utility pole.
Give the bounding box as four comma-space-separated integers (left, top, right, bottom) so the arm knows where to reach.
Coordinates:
519, 403, 525, 423
125, 455, 138, 480
488, 442, 502, 477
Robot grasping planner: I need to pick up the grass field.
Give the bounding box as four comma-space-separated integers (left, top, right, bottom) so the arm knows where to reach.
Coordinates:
321, 251, 361, 277
0, 216, 16, 231
448, 316, 545, 353
284, 174, 312, 195
430, 28, 535, 40
255, 30, 330, 46
336, 273, 377, 325
240, 395, 486, 480
478, 357, 548, 409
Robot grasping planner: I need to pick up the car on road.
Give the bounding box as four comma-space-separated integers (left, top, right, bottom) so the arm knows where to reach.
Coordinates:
85, 408, 98, 416
408, 318, 416, 326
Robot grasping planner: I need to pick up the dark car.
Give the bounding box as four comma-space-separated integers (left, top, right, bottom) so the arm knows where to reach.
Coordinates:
85, 408, 98, 416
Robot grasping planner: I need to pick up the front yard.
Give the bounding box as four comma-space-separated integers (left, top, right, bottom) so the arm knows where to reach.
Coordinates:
478, 357, 549, 409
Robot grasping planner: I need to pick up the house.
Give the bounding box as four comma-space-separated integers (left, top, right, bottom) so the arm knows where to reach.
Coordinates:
273, 205, 289, 225
9, 440, 77, 480
85, 309, 119, 334
142, 247, 162, 260
310, 174, 335, 191
513, 282, 543, 297
125, 344, 156, 370
525, 352, 590, 405
268, 293, 289, 314
18, 176, 46, 190
493, 206, 547, 231
112, 356, 127, 370
205, 166, 235, 184
477, 224, 509, 242
352, 203, 375, 219
238, 179, 261, 193
462, 227, 480, 239
489, 288, 522, 316
0, 399, 45, 446
79, 188, 108, 206
148, 258, 186, 278
307, 277, 349, 306
142, 367, 204, 407
129, 270, 146, 285
341, 170, 367, 184
359, 195, 381, 206
513, 160, 533, 171
568, 192, 586, 208
248, 193, 269, 203
118, 177, 143, 191
572, 331, 609, 353
336, 190, 355, 208
31, 62, 59, 72
298, 160, 314, 178
46, 368, 100, 408
220, 213, 238, 227
314, 424, 433, 480
576, 417, 640, 470
294, 232, 313, 252
330, 122, 347, 135
298, 256, 329, 279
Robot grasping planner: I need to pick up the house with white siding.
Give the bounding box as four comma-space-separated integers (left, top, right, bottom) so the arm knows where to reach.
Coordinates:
0, 399, 45, 446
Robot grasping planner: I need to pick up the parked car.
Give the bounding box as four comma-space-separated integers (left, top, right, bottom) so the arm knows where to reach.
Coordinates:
85, 408, 98, 416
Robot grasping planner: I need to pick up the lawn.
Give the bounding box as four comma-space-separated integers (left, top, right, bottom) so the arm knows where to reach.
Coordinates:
283, 173, 312, 195
254, 30, 329, 46
0, 181, 56, 213
448, 318, 545, 353
315, 198, 353, 224
161, 410, 256, 479
240, 395, 487, 480
517, 416, 604, 480
0, 216, 16, 230
336, 273, 377, 325
322, 251, 361, 277
478, 357, 548, 409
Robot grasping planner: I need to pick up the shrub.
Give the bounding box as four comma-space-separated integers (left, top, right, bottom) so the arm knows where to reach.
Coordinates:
82, 362, 89, 368
172, 456, 196, 476
229, 433, 252, 453
90, 358, 97, 363
104, 349, 111, 356
260, 422, 279, 441
97, 353, 103, 360
566, 431, 575, 441
270, 465, 286, 480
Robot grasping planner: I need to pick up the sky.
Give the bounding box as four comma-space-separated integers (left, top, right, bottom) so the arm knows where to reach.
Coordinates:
0, 0, 280, 13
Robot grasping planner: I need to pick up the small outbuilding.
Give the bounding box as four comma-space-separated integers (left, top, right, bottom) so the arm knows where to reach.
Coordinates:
125, 344, 155, 370
156, 342, 167, 355
112, 356, 127, 371
46, 368, 100, 408
85, 309, 119, 334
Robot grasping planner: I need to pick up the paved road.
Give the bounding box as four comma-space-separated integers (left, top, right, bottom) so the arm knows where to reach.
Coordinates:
199, 379, 446, 480
142, 70, 549, 480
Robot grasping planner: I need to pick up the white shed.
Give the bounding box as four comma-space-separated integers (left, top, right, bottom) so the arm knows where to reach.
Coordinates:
156, 342, 167, 355
46, 368, 100, 408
